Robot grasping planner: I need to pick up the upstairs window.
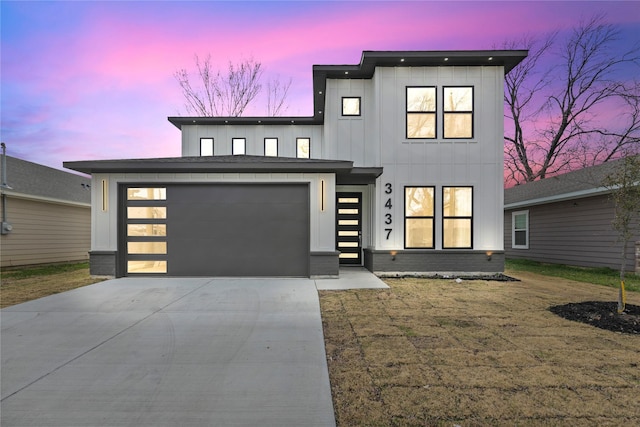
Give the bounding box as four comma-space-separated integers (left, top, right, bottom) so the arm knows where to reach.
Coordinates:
443, 86, 473, 139
406, 86, 436, 139
405, 186, 435, 248
442, 187, 473, 248
297, 137, 310, 158
200, 138, 213, 156
512, 210, 529, 249
232, 138, 246, 155
342, 97, 361, 116
264, 138, 278, 157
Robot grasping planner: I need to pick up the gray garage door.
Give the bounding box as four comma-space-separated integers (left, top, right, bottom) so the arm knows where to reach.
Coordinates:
166, 183, 309, 277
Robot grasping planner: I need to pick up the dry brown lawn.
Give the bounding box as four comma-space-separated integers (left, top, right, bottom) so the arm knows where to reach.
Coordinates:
320, 271, 640, 426
0, 267, 104, 308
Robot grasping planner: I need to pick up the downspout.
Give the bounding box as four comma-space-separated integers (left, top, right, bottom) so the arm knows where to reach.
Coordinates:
1, 142, 13, 234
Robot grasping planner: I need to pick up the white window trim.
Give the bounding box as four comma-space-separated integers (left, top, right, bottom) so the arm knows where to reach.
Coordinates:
512, 210, 529, 249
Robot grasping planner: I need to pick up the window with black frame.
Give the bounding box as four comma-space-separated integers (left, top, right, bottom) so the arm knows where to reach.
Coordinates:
404, 186, 435, 248
442, 186, 473, 248
443, 86, 473, 139
406, 86, 437, 139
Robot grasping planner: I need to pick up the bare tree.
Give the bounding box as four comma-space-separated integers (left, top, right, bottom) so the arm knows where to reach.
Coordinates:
175, 55, 291, 117
602, 153, 640, 313
266, 76, 292, 116
504, 14, 640, 185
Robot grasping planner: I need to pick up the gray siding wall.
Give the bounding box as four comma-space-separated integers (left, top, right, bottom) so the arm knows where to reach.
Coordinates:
504, 194, 640, 271
1, 196, 90, 267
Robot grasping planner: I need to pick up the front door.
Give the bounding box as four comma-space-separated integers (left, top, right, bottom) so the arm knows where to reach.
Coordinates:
336, 192, 362, 265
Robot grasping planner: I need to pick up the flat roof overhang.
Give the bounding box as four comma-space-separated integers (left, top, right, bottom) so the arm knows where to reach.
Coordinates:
64, 155, 383, 183
169, 49, 528, 129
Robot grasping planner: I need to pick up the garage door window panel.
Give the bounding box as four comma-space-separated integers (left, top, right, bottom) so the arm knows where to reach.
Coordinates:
124, 186, 168, 275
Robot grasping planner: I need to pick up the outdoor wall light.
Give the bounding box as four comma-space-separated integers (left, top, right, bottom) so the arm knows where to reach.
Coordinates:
390, 250, 397, 261
101, 179, 108, 212
486, 251, 493, 261
320, 179, 326, 212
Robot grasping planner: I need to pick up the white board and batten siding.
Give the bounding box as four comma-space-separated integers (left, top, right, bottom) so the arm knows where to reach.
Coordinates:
322, 66, 506, 252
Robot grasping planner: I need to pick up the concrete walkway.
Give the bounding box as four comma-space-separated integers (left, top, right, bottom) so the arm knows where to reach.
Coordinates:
1, 269, 386, 426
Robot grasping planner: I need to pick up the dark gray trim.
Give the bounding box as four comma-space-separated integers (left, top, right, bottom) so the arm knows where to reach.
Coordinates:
310, 251, 340, 277
364, 249, 504, 273
65, 155, 354, 175
336, 167, 383, 185
89, 251, 117, 276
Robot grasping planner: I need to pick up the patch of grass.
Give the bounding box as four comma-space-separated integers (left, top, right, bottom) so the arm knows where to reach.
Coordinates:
1, 262, 104, 308
2, 262, 90, 279
320, 275, 640, 426
506, 258, 640, 292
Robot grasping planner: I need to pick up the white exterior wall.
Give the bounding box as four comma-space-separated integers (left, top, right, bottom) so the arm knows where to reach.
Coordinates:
91, 172, 336, 253
322, 66, 505, 252
181, 125, 324, 158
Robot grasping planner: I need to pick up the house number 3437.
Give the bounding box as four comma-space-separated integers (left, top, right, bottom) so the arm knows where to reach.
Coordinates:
384, 183, 392, 240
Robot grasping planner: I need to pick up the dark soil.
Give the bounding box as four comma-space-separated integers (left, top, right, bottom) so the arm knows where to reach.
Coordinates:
550, 301, 640, 335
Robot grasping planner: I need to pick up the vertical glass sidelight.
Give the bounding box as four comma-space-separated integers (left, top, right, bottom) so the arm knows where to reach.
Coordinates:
443, 86, 473, 138
336, 193, 362, 264
406, 87, 436, 139
296, 137, 310, 158
200, 138, 214, 156
125, 186, 168, 274
442, 186, 473, 248
264, 138, 278, 157
404, 186, 435, 248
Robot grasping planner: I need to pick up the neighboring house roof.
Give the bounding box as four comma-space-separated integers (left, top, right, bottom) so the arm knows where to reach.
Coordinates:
168, 49, 528, 129
504, 156, 637, 209
1, 156, 91, 205
64, 155, 383, 184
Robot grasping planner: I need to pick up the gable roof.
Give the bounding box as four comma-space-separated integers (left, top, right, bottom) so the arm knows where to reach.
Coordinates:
504, 156, 637, 209
168, 49, 528, 129
1, 156, 91, 205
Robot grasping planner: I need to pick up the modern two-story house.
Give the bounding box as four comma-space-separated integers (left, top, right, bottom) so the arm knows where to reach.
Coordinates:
65, 50, 527, 278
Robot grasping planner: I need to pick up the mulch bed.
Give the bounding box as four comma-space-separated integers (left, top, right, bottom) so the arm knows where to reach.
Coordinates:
550, 301, 640, 334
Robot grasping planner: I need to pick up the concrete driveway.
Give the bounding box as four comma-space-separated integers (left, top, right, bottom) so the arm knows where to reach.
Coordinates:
1, 277, 350, 426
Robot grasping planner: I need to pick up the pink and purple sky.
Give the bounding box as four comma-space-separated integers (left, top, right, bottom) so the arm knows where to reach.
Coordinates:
2, 1, 639, 172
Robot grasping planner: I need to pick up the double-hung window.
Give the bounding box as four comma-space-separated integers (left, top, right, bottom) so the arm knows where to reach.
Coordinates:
442, 187, 473, 248
443, 86, 473, 139
232, 138, 246, 155
404, 186, 435, 248
406, 87, 436, 139
512, 210, 529, 249
200, 138, 214, 156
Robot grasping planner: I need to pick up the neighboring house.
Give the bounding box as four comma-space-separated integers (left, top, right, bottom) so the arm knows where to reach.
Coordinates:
65, 49, 527, 278
0, 155, 91, 268
504, 157, 640, 272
